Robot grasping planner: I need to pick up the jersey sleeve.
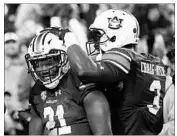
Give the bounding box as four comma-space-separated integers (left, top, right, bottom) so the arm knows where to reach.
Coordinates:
28, 82, 44, 117
29, 82, 43, 105
79, 83, 101, 104
70, 70, 104, 104
101, 48, 132, 74
29, 87, 34, 105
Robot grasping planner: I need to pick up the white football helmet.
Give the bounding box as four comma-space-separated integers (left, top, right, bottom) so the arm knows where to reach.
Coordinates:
86, 9, 140, 55
25, 27, 69, 89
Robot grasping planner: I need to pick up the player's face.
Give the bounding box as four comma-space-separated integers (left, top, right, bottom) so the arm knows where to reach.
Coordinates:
33, 56, 60, 82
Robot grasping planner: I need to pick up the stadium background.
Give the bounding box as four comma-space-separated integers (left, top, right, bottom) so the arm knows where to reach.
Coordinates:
4, 3, 175, 135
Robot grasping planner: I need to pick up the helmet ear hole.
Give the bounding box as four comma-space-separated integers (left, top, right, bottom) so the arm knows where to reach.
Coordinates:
133, 28, 137, 33
110, 36, 116, 42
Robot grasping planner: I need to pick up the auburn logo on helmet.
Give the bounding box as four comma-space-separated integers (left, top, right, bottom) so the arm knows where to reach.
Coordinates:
107, 16, 123, 29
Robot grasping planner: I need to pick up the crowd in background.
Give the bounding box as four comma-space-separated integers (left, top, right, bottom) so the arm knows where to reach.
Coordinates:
4, 4, 175, 135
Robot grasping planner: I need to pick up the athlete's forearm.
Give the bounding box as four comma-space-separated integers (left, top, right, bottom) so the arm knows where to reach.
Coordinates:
63, 32, 99, 83
67, 44, 99, 80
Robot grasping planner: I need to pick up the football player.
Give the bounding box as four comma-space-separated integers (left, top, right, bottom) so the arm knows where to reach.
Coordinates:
25, 27, 112, 135
60, 9, 167, 135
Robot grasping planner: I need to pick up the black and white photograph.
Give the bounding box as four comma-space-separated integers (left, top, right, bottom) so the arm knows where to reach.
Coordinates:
4, 3, 175, 135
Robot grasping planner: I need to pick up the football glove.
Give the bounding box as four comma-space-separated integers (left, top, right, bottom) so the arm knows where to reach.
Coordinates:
40, 26, 70, 42
40, 26, 79, 49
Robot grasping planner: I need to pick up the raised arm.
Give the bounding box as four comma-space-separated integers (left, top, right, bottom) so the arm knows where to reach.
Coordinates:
65, 33, 128, 84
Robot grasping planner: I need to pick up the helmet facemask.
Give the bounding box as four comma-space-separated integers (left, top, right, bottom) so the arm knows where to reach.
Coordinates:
25, 49, 68, 89
86, 28, 110, 56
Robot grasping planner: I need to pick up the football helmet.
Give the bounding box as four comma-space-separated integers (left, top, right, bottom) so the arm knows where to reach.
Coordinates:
86, 9, 140, 56
25, 27, 69, 89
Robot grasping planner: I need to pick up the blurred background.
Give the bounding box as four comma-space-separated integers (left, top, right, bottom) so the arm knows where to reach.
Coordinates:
4, 3, 175, 135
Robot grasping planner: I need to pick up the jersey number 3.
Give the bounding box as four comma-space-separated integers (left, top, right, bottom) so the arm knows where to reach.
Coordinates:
148, 80, 161, 115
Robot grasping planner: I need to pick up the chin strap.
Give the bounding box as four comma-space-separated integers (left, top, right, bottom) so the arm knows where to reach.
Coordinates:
45, 79, 59, 89
96, 50, 103, 61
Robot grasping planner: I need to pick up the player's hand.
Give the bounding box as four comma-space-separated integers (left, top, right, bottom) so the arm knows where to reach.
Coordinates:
58, 28, 71, 42
17, 108, 32, 122
40, 27, 70, 42
40, 27, 79, 49
57, 28, 79, 48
